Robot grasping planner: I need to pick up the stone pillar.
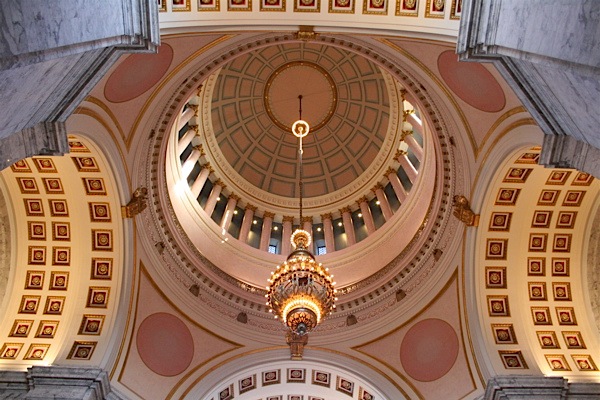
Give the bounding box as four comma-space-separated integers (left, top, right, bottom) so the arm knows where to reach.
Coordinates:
457, 0, 600, 177
357, 197, 375, 235
432, 375, 597, 399
220, 194, 239, 233
190, 163, 212, 198
260, 212, 275, 251
178, 105, 196, 130
0, 0, 159, 171
340, 207, 356, 246
302, 216, 313, 235
387, 167, 407, 203
540, 134, 600, 179
402, 117, 424, 162
372, 184, 393, 221
321, 213, 335, 254
406, 113, 423, 135
181, 144, 204, 178
0, 366, 116, 399
177, 125, 198, 154
238, 204, 256, 244
203, 180, 224, 217
395, 150, 418, 182
483, 376, 571, 399
281, 215, 294, 255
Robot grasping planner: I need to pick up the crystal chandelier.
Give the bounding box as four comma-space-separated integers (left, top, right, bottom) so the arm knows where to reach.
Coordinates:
266, 96, 337, 336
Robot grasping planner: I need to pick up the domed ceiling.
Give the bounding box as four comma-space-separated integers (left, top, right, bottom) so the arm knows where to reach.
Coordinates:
164, 35, 437, 289
208, 42, 391, 199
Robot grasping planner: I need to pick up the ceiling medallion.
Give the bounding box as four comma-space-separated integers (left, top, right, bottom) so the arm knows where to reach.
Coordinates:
263, 61, 337, 133
266, 96, 337, 338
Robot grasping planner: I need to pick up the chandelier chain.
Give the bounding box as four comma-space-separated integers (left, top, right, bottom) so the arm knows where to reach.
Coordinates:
298, 94, 304, 222
266, 93, 336, 337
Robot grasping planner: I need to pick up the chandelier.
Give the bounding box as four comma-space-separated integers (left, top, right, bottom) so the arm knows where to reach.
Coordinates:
266, 96, 337, 336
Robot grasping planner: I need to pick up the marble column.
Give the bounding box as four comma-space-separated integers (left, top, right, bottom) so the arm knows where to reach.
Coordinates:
321, 213, 335, 253
372, 184, 393, 221
395, 150, 418, 182
203, 180, 224, 218
302, 216, 313, 235
406, 113, 422, 134
178, 105, 196, 130
340, 207, 356, 246
0, 366, 117, 399
403, 116, 424, 162
220, 194, 239, 234
181, 144, 204, 178
238, 204, 256, 244
190, 163, 212, 198
387, 167, 407, 203
540, 134, 600, 179
177, 125, 198, 154
281, 215, 294, 254
482, 375, 600, 399
260, 212, 275, 251
457, 0, 600, 177
357, 197, 375, 235
0, 0, 159, 171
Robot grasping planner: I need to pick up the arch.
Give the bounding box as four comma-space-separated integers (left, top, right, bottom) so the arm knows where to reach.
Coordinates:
180, 349, 412, 399
469, 130, 600, 379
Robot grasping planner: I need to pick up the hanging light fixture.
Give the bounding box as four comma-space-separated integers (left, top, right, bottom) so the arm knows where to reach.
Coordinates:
266, 95, 337, 336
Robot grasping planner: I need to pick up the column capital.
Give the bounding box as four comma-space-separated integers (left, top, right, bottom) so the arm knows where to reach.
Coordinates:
188, 103, 199, 116
282, 215, 295, 223
201, 162, 214, 173
402, 109, 415, 121
339, 206, 352, 214
192, 144, 205, 155
263, 211, 275, 219
371, 183, 384, 193
228, 193, 240, 201
301, 216, 313, 224
213, 179, 226, 189
320, 212, 333, 220
356, 196, 369, 205
400, 130, 413, 141
245, 203, 257, 212
394, 149, 408, 161
385, 167, 397, 176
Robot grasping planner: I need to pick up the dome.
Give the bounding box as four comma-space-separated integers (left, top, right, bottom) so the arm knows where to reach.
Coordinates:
158, 33, 450, 340
207, 42, 391, 200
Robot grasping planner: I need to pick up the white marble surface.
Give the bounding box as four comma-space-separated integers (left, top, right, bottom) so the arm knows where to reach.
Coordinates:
484, 375, 600, 399
0, 1, 159, 170
0, 190, 10, 319
0, 0, 125, 68
516, 58, 600, 147
458, 0, 600, 176
494, 0, 600, 71
587, 204, 600, 340
0, 53, 82, 139
0, 366, 115, 399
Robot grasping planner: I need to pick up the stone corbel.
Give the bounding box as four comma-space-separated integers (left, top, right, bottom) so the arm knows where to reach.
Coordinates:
452, 195, 479, 227
122, 187, 148, 218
